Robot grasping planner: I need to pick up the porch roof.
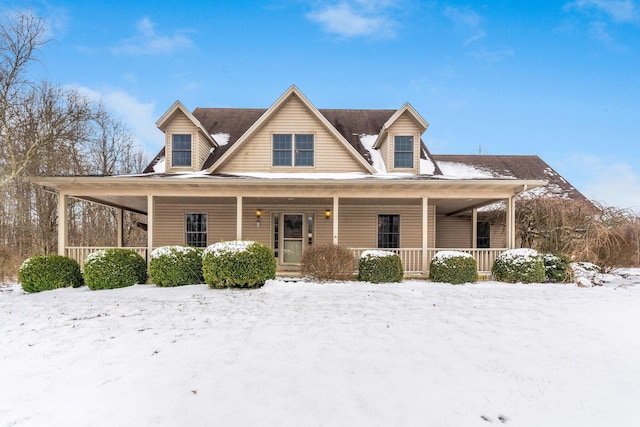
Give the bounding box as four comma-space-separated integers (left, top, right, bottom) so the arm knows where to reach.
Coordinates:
35, 174, 546, 216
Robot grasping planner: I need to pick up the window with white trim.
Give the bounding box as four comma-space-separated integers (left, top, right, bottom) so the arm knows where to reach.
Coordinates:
185, 213, 207, 247
394, 135, 414, 169
378, 214, 400, 249
272, 134, 314, 167
172, 134, 192, 167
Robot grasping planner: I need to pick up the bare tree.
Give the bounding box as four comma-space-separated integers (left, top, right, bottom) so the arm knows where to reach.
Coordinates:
0, 11, 47, 187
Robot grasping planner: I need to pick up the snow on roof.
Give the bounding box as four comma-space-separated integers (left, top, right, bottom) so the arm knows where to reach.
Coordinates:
153, 157, 166, 173
359, 134, 387, 174
212, 133, 230, 146
419, 158, 436, 175
437, 161, 515, 179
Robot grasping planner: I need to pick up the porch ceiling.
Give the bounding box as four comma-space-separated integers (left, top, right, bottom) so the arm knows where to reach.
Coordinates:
40, 175, 545, 216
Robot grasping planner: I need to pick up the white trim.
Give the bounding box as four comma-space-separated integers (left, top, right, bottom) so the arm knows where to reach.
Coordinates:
156, 100, 217, 147
208, 85, 376, 174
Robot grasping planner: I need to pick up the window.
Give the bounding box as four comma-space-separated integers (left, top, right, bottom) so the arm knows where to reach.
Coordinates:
394, 136, 414, 169
477, 221, 490, 248
272, 134, 314, 167
172, 134, 192, 167
378, 214, 400, 249
185, 213, 207, 247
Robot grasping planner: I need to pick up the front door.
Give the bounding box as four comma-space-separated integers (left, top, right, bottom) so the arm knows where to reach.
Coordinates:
282, 214, 304, 264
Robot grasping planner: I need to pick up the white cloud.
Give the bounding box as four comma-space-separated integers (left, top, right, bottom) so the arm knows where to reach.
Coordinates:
566, 154, 640, 212
112, 16, 194, 55
442, 6, 513, 63
67, 84, 162, 155
306, 1, 398, 39
565, 0, 638, 23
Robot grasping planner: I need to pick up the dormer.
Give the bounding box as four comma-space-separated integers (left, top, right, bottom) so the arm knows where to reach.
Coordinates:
373, 103, 429, 174
156, 101, 217, 172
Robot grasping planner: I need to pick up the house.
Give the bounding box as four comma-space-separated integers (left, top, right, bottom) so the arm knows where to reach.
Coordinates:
36, 85, 587, 275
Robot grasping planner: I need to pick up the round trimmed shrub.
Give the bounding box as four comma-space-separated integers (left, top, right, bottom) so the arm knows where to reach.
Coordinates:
492, 248, 545, 283
358, 250, 404, 283
83, 248, 147, 290
18, 255, 83, 293
429, 251, 478, 284
301, 244, 356, 281
150, 245, 204, 287
202, 241, 276, 288
542, 253, 574, 283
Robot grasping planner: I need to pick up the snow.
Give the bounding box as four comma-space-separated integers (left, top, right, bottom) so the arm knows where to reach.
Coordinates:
203, 240, 252, 256
150, 245, 199, 259
359, 134, 387, 174
211, 133, 230, 146
152, 156, 165, 173
2, 272, 640, 426
438, 161, 515, 179
433, 250, 474, 260
360, 249, 396, 259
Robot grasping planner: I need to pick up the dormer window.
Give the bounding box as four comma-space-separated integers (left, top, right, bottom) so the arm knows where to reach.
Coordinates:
272, 134, 314, 167
394, 136, 414, 169
172, 134, 192, 167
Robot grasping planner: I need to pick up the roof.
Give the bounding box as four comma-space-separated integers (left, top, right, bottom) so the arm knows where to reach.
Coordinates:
144, 107, 442, 174
432, 154, 589, 201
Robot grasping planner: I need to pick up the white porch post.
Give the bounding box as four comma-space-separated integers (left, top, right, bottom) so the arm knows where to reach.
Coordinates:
332, 196, 339, 245
147, 195, 154, 260
57, 192, 68, 256
422, 197, 429, 275
236, 196, 243, 240
472, 208, 478, 249
507, 196, 516, 248
116, 208, 124, 247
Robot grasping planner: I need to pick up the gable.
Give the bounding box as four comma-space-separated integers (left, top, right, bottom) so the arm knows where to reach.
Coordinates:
161, 109, 214, 172
214, 91, 373, 174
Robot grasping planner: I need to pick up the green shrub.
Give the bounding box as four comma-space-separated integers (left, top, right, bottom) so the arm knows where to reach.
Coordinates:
358, 250, 404, 283
492, 248, 545, 283
542, 253, 574, 283
83, 248, 147, 290
202, 241, 276, 288
18, 255, 83, 293
150, 245, 203, 287
301, 244, 356, 281
428, 251, 478, 284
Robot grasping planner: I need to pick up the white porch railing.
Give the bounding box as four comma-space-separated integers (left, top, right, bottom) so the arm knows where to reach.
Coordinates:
351, 248, 424, 274
66, 247, 148, 270
425, 248, 506, 274
65, 246, 506, 276
352, 248, 507, 275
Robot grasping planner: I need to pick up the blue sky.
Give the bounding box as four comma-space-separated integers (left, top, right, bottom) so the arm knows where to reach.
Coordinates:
8, 0, 640, 211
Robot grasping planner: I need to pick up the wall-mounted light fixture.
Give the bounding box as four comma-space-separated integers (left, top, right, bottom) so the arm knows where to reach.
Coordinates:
256, 209, 262, 228
324, 209, 332, 219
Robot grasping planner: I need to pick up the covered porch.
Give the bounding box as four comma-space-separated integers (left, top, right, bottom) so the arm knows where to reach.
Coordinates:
41, 175, 545, 276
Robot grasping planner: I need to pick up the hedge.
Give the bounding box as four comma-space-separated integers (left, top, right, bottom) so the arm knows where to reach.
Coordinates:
301, 244, 356, 281
18, 255, 83, 293
83, 248, 147, 290
150, 245, 203, 287
492, 248, 545, 283
429, 251, 478, 284
202, 241, 276, 288
358, 250, 403, 283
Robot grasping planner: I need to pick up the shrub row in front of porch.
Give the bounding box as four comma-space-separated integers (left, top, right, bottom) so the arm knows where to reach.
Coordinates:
18, 245, 576, 293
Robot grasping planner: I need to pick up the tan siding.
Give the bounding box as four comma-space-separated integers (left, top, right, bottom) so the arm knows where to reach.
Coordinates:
164, 111, 199, 173
153, 199, 236, 247
339, 203, 422, 248
197, 131, 213, 170
435, 214, 472, 248
491, 224, 507, 248
218, 95, 367, 173
386, 111, 421, 174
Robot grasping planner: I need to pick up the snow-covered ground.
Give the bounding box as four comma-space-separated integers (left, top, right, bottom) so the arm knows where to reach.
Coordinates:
2, 270, 640, 427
